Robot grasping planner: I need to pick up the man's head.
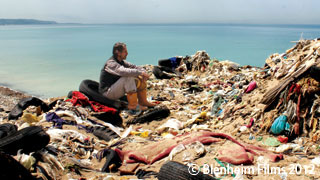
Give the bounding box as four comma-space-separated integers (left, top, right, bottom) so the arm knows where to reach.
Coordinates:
113, 42, 128, 61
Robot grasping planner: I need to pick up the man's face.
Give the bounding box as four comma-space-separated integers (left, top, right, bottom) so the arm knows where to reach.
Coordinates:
118, 46, 128, 61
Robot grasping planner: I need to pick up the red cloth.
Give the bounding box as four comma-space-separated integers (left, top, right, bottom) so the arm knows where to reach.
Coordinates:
245, 118, 255, 128
277, 136, 288, 143
245, 81, 257, 93
67, 91, 90, 107
218, 144, 254, 165
66, 91, 117, 114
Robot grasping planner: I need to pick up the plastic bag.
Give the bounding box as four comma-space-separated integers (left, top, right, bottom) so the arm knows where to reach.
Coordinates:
270, 115, 290, 135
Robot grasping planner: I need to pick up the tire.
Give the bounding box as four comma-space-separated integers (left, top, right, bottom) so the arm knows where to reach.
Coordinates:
79, 79, 127, 109
0, 152, 36, 180
8, 97, 50, 120
158, 161, 216, 180
127, 106, 170, 125
0, 126, 50, 155
136, 169, 158, 179
0, 123, 17, 139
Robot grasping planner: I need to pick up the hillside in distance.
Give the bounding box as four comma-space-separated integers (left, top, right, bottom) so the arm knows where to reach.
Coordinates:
0, 19, 57, 25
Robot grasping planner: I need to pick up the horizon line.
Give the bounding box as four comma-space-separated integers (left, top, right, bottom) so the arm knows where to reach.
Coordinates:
43, 22, 320, 26
1, 18, 320, 26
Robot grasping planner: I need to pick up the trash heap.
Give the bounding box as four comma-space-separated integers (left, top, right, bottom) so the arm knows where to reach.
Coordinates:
1, 39, 320, 180
261, 39, 320, 140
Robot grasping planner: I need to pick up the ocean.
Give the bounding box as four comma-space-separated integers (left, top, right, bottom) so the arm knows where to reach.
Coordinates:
0, 24, 319, 98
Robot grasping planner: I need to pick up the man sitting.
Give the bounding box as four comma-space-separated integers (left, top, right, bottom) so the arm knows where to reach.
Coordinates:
99, 42, 156, 113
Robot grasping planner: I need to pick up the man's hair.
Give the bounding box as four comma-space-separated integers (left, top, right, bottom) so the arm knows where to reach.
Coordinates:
113, 42, 126, 57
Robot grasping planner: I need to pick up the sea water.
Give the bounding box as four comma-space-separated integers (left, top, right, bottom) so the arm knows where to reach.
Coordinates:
0, 24, 319, 97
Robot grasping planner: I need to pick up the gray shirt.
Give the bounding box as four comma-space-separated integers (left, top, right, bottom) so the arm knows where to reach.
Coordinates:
99, 56, 146, 93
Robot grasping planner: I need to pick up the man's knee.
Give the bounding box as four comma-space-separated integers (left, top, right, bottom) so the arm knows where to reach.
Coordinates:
135, 78, 147, 91
120, 76, 135, 83
121, 77, 137, 93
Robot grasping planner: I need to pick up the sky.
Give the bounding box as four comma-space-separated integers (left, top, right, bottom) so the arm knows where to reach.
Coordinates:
0, 0, 319, 24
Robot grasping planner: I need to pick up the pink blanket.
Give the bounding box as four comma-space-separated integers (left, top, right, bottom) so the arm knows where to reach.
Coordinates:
115, 131, 283, 166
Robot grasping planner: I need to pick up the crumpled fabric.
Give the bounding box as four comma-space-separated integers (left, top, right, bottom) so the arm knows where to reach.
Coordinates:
297, 77, 320, 96
218, 144, 254, 165
245, 81, 257, 93
286, 83, 301, 102
277, 136, 288, 143
46, 112, 75, 129
66, 91, 117, 114
115, 131, 283, 167
270, 115, 290, 135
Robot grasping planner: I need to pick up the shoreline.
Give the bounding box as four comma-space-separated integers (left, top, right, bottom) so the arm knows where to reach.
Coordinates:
0, 85, 30, 111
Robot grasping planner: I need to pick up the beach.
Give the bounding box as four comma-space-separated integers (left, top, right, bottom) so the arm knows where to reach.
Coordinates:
1, 39, 320, 180
0, 86, 30, 112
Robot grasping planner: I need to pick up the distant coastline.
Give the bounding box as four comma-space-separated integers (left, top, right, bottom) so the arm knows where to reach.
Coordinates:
0, 18, 57, 25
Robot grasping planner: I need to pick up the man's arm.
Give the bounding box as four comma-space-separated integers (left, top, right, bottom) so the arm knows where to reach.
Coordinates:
124, 61, 150, 80
105, 59, 143, 77
123, 61, 146, 72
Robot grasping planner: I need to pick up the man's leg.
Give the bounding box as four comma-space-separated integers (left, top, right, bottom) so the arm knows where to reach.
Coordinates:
136, 77, 157, 107
103, 76, 137, 100
103, 77, 141, 110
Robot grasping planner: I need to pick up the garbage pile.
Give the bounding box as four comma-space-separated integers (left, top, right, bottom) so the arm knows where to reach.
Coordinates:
261, 39, 320, 140
1, 39, 320, 180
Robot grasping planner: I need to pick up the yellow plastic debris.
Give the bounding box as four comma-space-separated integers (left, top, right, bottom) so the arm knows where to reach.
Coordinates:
130, 131, 149, 138
21, 112, 40, 124
200, 111, 207, 118
195, 111, 208, 123
161, 132, 169, 137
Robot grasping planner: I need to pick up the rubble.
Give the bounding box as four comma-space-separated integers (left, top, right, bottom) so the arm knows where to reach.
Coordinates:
1, 38, 320, 179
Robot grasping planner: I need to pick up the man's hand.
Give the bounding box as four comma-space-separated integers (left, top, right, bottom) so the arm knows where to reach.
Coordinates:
141, 72, 150, 81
